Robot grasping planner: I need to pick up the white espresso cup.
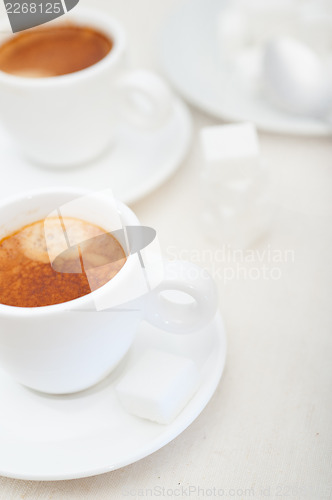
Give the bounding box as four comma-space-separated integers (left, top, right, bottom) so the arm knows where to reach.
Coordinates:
0, 8, 173, 167
0, 188, 218, 394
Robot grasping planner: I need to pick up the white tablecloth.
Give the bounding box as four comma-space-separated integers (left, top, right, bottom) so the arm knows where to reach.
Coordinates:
0, 0, 331, 498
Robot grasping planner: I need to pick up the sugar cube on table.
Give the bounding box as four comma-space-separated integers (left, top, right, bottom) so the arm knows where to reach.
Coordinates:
200, 122, 261, 180
200, 123, 270, 248
115, 349, 200, 425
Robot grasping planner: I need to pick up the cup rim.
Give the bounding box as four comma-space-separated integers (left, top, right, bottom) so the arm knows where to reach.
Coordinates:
0, 7, 126, 88
0, 187, 139, 317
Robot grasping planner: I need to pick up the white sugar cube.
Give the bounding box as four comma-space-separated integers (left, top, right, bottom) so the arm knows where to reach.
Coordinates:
115, 349, 200, 424
200, 123, 260, 180
217, 5, 248, 58
200, 123, 270, 248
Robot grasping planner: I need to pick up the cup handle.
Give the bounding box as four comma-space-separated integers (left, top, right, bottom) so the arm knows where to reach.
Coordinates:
144, 260, 218, 334
115, 69, 173, 130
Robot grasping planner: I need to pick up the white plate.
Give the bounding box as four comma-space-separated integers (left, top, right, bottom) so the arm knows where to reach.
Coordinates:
160, 0, 332, 136
0, 96, 192, 205
0, 312, 226, 481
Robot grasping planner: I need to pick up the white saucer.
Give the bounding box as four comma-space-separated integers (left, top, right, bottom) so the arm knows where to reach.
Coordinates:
160, 0, 332, 137
0, 312, 226, 481
0, 96, 192, 205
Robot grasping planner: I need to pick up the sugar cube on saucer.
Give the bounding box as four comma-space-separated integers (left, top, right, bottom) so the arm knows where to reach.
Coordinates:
217, 5, 248, 59
115, 349, 200, 424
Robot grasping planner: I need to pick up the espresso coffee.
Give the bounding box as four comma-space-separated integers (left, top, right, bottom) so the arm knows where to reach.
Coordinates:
0, 24, 113, 78
0, 218, 126, 307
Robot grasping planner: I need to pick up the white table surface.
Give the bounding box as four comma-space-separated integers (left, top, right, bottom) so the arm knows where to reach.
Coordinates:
0, 0, 331, 498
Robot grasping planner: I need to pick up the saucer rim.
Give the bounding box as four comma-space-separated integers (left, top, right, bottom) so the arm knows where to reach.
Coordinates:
160, 0, 332, 137
119, 96, 193, 204
0, 95, 193, 205
0, 312, 226, 481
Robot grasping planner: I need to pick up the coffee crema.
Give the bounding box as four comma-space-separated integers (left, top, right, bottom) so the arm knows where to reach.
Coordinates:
0, 218, 126, 308
0, 24, 113, 78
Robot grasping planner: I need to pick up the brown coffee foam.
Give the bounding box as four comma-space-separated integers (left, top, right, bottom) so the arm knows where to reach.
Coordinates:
17, 217, 103, 264
0, 24, 113, 78
0, 218, 126, 308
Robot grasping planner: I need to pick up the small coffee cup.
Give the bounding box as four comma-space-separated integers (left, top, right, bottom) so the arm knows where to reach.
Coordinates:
0, 8, 173, 167
0, 188, 218, 394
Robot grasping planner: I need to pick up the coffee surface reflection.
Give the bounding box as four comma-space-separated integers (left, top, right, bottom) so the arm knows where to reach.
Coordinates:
0, 24, 113, 78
